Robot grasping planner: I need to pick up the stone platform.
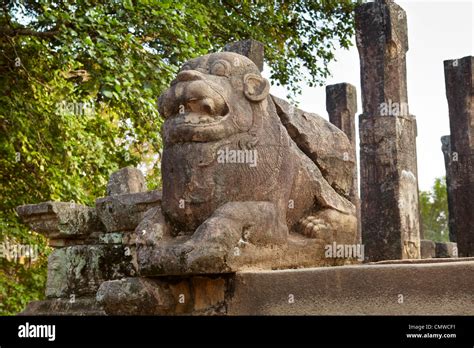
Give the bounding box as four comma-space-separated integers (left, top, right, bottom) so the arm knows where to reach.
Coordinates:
22, 258, 474, 316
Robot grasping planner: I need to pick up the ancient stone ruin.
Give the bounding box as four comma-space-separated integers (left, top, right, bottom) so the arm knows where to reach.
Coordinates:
15, 1, 474, 316
356, 0, 421, 262
441, 56, 474, 257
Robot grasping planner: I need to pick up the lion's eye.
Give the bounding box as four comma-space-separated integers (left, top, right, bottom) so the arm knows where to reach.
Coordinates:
210, 60, 230, 77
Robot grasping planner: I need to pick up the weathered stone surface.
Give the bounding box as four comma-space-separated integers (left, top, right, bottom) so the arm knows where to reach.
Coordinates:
48, 239, 87, 248
444, 56, 474, 256
435, 242, 458, 258
227, 260, 474, 315
24, 259, 474, 315
98, 232, 124, 244
326, 83, 361, 240
272, 95, 355, 200
135, 207, 169, 246
46, 245, 134, 298
224, 39, 264, 72
356, 0, 421, 261
441, 135, 457, 242
20, 297, 105, 316
420, 239, 436, 259
355, 0, 409, 117
96, 276, 228, 315
96, 278, 174, 315
326, 83, 358, 145
145, 51, 357, 275
371, 256, 474, 265
106, 166, 146, 196
191, 277, 226, 312
16, 202, 102, 239
95, 190, 162, 232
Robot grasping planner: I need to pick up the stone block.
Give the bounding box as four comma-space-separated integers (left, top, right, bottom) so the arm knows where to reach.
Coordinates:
420, 239, 436, 259
16, 202, 102, 239
435, 242, 458, 258
95, 190, 162, 232
96, 278, 174, 315
98, 232, 124, 244
227, 260, 474, 315
191, 277, 226, 312
223, 39, 264, 72
20, 297, 105, 316
106, 166, 146, 196
46, 245, 134, 298
96, 276, 227, 315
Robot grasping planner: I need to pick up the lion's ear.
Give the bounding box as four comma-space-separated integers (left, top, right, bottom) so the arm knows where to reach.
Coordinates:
243, 73, 269, 102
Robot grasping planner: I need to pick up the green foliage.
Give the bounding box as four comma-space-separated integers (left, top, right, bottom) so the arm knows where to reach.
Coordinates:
0, 213, 50, 315
0, 0, 356, 314
419, 177, 449, 242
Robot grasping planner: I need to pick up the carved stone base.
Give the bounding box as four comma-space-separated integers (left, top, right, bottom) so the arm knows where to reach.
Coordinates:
21, 259, 474, 316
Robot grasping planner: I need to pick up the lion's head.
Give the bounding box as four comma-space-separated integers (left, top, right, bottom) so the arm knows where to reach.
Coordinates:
159, 52, 270, 144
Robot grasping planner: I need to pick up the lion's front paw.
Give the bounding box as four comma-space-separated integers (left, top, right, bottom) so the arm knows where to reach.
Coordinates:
299, 215, 334, 241
298, 209, 357, 244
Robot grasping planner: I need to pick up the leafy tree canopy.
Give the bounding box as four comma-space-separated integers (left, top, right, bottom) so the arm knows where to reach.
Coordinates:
419, 177, 449, 242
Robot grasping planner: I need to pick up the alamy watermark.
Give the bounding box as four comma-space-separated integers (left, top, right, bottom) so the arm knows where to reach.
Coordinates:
56, 100, 95, 116
0, 239, 39, 263
217, 147, 258, 168
379, 99, 409, 117
324, 242, 364, 261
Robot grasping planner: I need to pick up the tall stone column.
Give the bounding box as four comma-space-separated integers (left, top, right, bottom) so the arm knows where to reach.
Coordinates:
440, 135, 457, 242
326, 83, 361, 241
444, 56, 474, 256
356, 0, 421, 261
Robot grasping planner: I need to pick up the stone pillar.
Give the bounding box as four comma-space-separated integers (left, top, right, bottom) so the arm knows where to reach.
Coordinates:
441, 135, 457, 242
326, 83, 361, 241
444, 56, 474, 256
224, 39, 264, 72
356, 0, 421, 261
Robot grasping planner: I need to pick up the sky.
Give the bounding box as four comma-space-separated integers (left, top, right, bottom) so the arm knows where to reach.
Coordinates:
264, 0, 474, 192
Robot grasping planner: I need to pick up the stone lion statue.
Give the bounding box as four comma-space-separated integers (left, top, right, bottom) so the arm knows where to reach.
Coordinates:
136, 51, 357, 275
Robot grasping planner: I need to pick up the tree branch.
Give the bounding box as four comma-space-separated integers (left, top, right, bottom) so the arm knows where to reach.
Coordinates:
0, 27, 59, 38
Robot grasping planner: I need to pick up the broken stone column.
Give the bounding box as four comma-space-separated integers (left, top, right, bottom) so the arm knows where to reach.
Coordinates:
223, 39, 264, 72
326, 83, 361, 240
441, 135, 457, 242
444, 56, 474, 256
356, 0, 421, 261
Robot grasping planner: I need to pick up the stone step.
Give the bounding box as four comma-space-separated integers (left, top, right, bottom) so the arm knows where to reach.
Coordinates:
227, 259, 474, 315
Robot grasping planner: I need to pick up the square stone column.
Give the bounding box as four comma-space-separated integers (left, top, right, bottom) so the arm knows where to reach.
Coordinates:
326, 83, 361, 241
441, 135, 457, 242
224, 39, 264, 72
356, 0, 421, 261
443, 56, 474, 256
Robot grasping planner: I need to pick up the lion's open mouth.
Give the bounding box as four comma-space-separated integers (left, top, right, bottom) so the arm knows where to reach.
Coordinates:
173, 97, 230, 127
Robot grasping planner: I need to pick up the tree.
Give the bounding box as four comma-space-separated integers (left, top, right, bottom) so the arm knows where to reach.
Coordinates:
0, 0, 357, 314
419, 177, 449, 242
